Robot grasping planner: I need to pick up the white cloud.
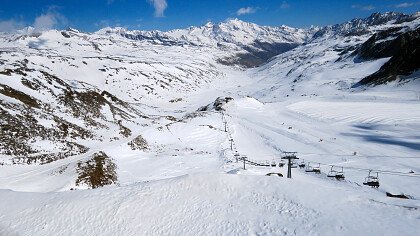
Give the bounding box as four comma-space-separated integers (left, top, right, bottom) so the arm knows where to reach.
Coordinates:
236, 7, 257, 16
148, 0, 168, 17
33, 9, 66, 32
0, 8, 67, 33
34, 14, 57, 31
95, 20, 111, 28
280, 1, 290, 9
351, 4, 375, 11
0, 19, 25, 32
395, 2, 415, 8
95, 19, 122, 28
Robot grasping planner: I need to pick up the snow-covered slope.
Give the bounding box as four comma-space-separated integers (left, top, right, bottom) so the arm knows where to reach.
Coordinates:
313, 12, 420, 39
1, 173, 419, 235
97, 18, 311, 67
0, 12, 420, 235
249, 12, 420, 100
98, 18, 309, 48
165, 19, 309, 46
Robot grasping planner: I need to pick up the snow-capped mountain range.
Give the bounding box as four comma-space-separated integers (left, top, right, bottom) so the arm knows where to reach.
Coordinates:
0, 10, 418, 172
97, 18, 310, 47
0, 12, 420, 235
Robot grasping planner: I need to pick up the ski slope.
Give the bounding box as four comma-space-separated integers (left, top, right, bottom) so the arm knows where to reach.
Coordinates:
1, 13, 420, 235
1, 173, 419, 236
1, 70, 420, 235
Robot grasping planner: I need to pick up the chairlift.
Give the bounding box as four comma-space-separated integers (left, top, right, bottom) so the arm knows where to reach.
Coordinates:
291, 160, 298, 168
279, 160, 285, 167
335, 167, 345, 180
363, 170, 380, 188
298, 159, 306, 169
313, 163, 321, 174
327, 166, 337, 177
327, 166, 345, 180
271, 160, 276, 167
305, 162, 314, 172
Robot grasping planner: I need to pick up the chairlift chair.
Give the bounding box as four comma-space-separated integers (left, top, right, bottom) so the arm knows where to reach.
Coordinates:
234, 152, 240, 162
313, 163, 321, 174
327, 166, 345, 180
335, 167, 345, 180
363, 171, 380, 188
279, 160, 285, 167
271, 160, 276, 167
298, 159, 306, 169
291, 160, 298, 168
305, 162, 314, 172
327, 166, 338, 178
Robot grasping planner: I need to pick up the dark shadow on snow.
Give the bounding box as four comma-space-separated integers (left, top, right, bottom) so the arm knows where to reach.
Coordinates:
342, 124, 420, 151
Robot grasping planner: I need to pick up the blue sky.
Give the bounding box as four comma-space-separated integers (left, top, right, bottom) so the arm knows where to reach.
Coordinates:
0, 0, 419, 32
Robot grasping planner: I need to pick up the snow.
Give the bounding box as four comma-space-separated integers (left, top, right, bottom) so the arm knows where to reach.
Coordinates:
287, 100, 420, 125
1, 13, 420, 235
2, 72, 420, 234
1, 173, 419, 236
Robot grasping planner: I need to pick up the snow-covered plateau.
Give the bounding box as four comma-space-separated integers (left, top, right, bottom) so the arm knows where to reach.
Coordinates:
0, 12, 419, 235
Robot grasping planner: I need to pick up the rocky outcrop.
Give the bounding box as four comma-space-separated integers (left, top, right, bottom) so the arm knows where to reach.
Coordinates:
198, 97, 233, 112
353, 27, 405, 60
0, 65, 147, 165
75, 151, 118, 189
355, 28, 420, 86
128, 135, 149, 151
219, 42, 300, 68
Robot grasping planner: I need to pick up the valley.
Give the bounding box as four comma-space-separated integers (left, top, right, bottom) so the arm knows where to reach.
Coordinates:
0, 12, 419, 235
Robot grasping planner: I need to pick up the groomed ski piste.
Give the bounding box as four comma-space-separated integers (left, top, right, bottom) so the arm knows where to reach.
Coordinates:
1, 66, 420, 235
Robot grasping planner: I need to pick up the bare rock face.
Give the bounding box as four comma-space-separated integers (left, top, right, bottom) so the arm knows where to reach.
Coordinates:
75, 151, 118, 189
198, 97, 233, 112
213, 97, 234, 111
128, 135, 149, 151
218, 42, 300, 68
355, 28, 420, 86
0, 65, 147, 165
354, 27, 404, 60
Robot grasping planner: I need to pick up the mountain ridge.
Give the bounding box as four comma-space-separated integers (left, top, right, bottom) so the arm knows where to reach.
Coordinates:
0, 11, 419, 190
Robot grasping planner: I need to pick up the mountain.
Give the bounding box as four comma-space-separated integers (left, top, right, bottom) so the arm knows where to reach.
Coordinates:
312, 12, 419, 38
355, 27, 420, 86
97, 19, 311, 67
1, 11, 420, 235
250, 11, 420, 98
0, 11, 419, 188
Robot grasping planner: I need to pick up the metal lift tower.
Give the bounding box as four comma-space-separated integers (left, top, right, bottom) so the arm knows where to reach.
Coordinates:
282, 152, 298, 178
